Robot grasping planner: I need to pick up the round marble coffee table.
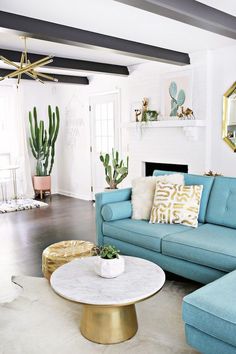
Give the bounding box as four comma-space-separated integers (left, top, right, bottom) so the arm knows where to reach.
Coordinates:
50, 256, 165, 344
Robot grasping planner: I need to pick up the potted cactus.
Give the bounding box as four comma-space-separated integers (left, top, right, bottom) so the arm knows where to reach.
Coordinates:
93, 245, 125, 278
29, 106, 60, 197
100, 149, 129, 190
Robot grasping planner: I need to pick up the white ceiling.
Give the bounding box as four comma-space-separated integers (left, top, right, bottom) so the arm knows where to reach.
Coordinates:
196, 0, 236, 16
0, 0, 235, 71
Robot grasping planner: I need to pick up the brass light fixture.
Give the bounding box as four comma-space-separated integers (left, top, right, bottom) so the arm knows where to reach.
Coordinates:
0, 37, 58, 85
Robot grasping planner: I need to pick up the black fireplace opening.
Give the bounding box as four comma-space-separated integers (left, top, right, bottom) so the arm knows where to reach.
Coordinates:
145, 162, 188, 176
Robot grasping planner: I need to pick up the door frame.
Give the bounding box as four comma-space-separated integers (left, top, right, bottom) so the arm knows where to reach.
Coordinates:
89, 90, 121, 199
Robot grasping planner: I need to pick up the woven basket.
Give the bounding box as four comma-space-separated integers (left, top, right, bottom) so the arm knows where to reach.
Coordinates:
42, 240, 95, 280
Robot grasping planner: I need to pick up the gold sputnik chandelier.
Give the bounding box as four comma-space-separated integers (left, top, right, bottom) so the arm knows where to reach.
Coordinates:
0, 37, 58, 85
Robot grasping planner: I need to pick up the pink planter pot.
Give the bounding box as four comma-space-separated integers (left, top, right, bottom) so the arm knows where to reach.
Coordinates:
33, 176, 51, 191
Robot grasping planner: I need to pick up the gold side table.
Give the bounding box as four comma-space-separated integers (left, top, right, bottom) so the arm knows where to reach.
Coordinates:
42, 240, 95, 280
50, 256, 165, 344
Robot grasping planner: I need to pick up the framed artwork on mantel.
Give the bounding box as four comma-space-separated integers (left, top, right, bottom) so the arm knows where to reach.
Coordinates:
161, 70, 193, 119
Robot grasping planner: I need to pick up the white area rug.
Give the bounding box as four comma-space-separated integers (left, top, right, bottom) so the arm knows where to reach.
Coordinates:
0, 276, 199, 354
0, 276, 23, 303
0, 199, 48, 213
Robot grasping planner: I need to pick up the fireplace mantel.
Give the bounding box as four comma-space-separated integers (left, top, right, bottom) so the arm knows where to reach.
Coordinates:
124, 119, 206, 141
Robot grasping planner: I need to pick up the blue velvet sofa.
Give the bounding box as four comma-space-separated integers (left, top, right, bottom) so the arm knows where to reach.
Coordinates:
96, 170, 236, 354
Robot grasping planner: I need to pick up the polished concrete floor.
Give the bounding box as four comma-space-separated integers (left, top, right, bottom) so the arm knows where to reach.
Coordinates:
0, 195, 96, 278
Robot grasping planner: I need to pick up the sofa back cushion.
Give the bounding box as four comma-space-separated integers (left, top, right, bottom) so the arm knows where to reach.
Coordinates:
153, 170, 214, 223
206, 176, 236, 229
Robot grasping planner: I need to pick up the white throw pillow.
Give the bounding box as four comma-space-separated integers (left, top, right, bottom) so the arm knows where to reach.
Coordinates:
131, 173, 184, 220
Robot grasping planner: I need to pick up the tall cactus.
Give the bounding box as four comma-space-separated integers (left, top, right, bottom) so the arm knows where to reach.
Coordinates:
169, 81, 186, 116
29, 106, 60, 176
100, 149, 129, 189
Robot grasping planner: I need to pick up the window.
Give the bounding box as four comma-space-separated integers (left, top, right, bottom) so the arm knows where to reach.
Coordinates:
0, 86, 15, 156
94, 102, 115, 153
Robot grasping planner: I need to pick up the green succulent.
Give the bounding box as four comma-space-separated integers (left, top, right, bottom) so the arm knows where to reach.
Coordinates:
145, 110, 159, 121
96, 245, 120, 259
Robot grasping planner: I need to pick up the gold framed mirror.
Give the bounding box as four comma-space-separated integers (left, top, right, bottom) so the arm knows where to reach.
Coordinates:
222, 81, 236, 152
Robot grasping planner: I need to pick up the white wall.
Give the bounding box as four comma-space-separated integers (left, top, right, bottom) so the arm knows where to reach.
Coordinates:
20, 82, 58, 193
20, 81, 92, 198
85, 60, 208, 187
83, 46, 236, 191
208, 45, 236, 177
14, 44, 236, 200
55, 85, 91, 200
124, 58, 208, 180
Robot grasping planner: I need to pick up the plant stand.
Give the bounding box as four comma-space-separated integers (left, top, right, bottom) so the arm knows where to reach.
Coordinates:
34, 189, 51, 200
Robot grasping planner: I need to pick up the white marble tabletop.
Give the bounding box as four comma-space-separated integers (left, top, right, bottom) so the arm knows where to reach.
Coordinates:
50, 256, 165, 306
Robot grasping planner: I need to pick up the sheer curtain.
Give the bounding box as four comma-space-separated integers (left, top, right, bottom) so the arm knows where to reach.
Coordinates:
0, 84, 34, 199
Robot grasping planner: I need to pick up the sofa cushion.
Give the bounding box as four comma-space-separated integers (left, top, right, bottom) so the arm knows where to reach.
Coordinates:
131, 174, 184, 220
162, 224, 236, 272
153, 170, 214, 223
183, 270, 236, 348
150, 181, 203, 228
103, 219, 197, 253
185, 324, 236, 354
206, 176, 236, 229
101, 201, 132, 221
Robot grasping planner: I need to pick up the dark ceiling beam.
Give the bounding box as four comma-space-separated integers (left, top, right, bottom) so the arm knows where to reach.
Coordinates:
115, 0, 236, 40
0, 69, 89, 85
0, 11, 190, 65
0, 48, 129, 76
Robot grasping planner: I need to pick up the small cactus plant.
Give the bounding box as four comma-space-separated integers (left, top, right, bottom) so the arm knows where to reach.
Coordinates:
29, 106, 60, 176
100, 149, 129, 189
169, 81, 186, 116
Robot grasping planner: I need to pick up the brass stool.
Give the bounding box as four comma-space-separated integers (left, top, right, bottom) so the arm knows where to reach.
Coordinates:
42, 240, 95, 280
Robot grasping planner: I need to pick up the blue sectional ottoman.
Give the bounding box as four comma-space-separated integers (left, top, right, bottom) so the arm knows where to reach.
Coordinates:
183, 270, 236, 354
95, 171, 236, 353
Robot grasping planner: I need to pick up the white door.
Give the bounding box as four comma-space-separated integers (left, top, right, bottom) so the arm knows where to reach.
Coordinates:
90, 92, 120, 197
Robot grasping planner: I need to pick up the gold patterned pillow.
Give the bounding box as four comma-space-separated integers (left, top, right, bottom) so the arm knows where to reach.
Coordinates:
150, 181, 203, 228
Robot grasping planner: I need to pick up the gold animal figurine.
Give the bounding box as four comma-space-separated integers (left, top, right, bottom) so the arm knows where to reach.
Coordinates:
135, 98, 149, 122
141, 98, 149, 121
204, 170, 222, 177
142, 97, 149, 112
177, 106, 195, 119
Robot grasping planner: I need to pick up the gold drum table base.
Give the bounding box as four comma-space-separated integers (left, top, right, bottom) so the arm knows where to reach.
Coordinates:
80, 304, 138, 344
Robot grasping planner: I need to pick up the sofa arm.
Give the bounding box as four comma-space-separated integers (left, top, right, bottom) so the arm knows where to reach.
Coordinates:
101, 201, 132, 221
95, 188, 132, 246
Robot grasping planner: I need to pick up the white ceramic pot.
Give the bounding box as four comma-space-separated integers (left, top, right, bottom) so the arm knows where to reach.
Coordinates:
94, 256, 125, 278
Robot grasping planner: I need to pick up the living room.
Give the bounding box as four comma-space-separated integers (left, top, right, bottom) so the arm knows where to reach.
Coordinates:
0, 1, 236, 353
